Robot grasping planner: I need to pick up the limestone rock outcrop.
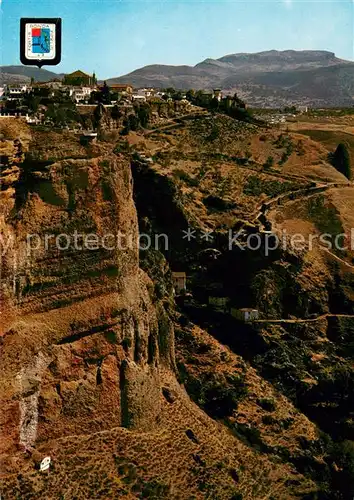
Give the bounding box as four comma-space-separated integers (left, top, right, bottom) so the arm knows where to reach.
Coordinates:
0, 148, 175, 468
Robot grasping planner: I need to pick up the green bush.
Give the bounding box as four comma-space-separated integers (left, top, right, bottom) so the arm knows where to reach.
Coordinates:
114, 140, 130, 154
104, 330, 118, 344
173, 169, 199, 187
206, 125, 220, 142
244, 176, 300, 197
179, 369, 248, 419
257, 398, 276, 412
278, 152, 290, 166
141, 479, 170, 498
122, 337, 132, 351
263, 156, 274, 170
203, 195, 235, 211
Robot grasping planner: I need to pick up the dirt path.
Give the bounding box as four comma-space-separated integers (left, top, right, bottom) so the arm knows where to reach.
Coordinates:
257, 181, 352, 231
254, 313, 354, 324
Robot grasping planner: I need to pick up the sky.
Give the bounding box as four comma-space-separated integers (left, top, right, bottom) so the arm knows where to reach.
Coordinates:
0, 0, 353, 79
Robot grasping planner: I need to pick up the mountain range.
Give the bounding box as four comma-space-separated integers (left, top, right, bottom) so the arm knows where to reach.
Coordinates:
1, 50, 354, 107
108, 50, 354, 107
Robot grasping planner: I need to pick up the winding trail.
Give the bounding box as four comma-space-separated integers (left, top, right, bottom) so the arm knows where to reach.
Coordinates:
254, 313, 354, 324
322, 248, 354, 270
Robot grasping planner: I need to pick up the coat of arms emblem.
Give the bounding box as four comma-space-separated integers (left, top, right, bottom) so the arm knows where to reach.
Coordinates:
20, 18, 62, 67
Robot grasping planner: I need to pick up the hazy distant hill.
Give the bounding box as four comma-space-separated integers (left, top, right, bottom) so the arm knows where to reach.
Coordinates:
0, 66, 64, 83
108, 50, 354, 107
2, 51, 354, 107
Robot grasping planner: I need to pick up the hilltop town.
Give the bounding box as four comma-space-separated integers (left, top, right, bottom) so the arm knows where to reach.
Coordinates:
0, 68, 311, 127
0, 69, 195, 123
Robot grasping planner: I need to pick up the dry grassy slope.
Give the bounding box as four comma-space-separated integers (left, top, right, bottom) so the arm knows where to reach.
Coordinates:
0, 119, 32, 143
129, 115, 353, 323
148, 114, 332, 167
255, 316, 352, 385
270, 187, 354, 265
176, 323, 320, 455
134, 115, 347, 231
0, 120, 30, 163
253, 314, 354, 445
262, 187, 354, 344
286, 114, 354, 158
26, 129, 111, 162
145, 159, 307, 229
1, 369, 318, 499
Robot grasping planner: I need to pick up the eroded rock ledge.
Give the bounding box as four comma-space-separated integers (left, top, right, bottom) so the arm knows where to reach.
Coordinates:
0, 151, 175, 466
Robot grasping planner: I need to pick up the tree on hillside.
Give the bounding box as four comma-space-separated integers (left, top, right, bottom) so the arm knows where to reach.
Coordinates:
165, 88, 176, 96
194, 90, 212, 108
283, 106, 297, 114
186, 89, 195, 101
121, 113, 139, 135
44, 103, 82, 128
263, 156, 274, 170
136, 105, 150, 128
111, 104, 122, 120
172, 91, 184, 101
89, 91, 100, 104
23, 94, 41, 113
330, 440, 354, 496
232, 93, 246, 109
45, 105, 67, 127
331, 143, 351, 179
93, 103, 105, 129
127, 114, 139, 131
210, 97, 219, 111
100, 81, 111, 105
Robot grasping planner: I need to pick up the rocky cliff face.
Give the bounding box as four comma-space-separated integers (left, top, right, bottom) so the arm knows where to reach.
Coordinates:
1, 121, 338, 499
0, 133, 175, 469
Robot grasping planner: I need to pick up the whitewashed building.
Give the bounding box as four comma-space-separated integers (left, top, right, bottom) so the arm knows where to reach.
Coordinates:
5, 84, 30, 100
132, 94, 146, 102
70, 86, 93, 103
172, 272, 187, 294
231, 308, 259, 322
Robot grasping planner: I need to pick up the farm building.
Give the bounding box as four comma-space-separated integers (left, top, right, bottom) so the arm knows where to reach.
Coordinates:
172, 272, 187, 294
231, 308, 259, 322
